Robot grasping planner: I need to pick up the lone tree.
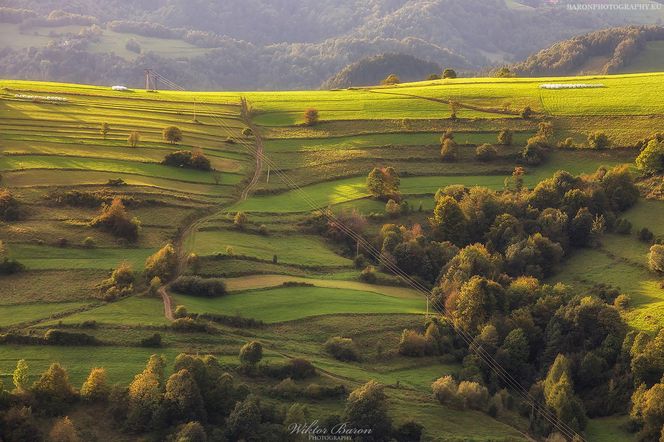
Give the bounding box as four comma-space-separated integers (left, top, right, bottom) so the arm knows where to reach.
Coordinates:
163, 126, 183, 144
442, 68, 457, 79
366, 167, 400, 200
344, 380, 392, 441
440, 138, 459, 162
239, 341, 263, 367
648, 244, 664, 274
100, 122, 110, 139
233, 211, 248, 229
90, 197, 140, 242
381, 74, 400, 85
127, 131, 140, 148
497, 129, 513, 145
144, 243, 178, 282
304, 108, 319, 126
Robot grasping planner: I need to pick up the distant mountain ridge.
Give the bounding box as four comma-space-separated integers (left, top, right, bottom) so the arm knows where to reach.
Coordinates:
321, 54, 443, 89
512, 25, 664, 76
2, 1, 664, 89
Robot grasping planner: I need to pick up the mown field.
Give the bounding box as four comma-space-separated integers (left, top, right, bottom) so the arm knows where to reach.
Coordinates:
2, 73, 663, 440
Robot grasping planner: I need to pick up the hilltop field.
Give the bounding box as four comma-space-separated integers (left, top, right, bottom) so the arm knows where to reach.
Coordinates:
1, 73, 663, 440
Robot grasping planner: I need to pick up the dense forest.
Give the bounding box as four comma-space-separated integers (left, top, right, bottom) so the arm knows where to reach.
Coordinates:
1, 0, 663, 89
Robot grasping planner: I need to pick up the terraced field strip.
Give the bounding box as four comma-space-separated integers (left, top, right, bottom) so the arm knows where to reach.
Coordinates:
224, 274, 421, 299
190, 230, 353, 267
7, 244, 157, 270
264, 131, 535, 153
0, 301, 90, 327
171, 285, 426, 323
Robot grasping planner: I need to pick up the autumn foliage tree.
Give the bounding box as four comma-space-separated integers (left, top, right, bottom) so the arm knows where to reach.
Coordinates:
144, 243, 178, 282
90, 197, 140, 242
366, 167, 400, 200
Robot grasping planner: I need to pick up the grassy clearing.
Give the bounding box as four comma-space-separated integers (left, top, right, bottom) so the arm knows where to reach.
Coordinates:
621, 199, 664, 237
7, 244, 156, 270
190, 230, 352, 267
585, 415, 633, 442
49, 296, 168, 327
0, 270, 105, 304
171, 286, 425, 323
0, 302, 89, 326
553, 247, 664, 332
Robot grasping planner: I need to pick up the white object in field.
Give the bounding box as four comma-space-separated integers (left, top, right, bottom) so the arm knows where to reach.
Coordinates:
112, 85, 129, 91
15, 94, 68, 102
539, 83, 604, 89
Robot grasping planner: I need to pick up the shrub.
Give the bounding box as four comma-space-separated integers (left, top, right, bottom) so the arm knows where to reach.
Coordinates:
385, 199, 401, 217
140, 333, 162, 348
304, 108, 319, 126
588, 131, 611, 149
324, 336, 360, 362
394, 421, 424, 442
174, 305, 188, 319
614, 218, 632, 234
82, 237, 95, 248
521, 106, 534, 119
398, 329, 426, 357
49, 416, 79, 442
475, 144, 498, 161
271, 377, 299, 398
163, 126, 183, 144
0, 188, 20, 221
638, 228, 655, 243
614, 294, 630, 310
304, 383, 346, 399
359, 265, 377, 283
457, 381, 489, 410
0, 258, 25, 275
162, 150, 211, 170
432, 375, 459, 406
44, 329, 99, 346
521, 143, 545, 165
171, 318, 210, 333
170, 276, 227, 297
286, 358, 316, 379
442, 68, 457, 79
90, 197, 140, 242
239, 341, 263, 366
234, 211, 248, 228
242, 127, 253, 136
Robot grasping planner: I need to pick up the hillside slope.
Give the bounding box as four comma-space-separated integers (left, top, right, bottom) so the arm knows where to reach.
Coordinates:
513, 25, 664, 76
3, 0, 664, 88
322, 53, 443, 89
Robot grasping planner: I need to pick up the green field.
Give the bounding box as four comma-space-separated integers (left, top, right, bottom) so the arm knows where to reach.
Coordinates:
172, 285, 425, 323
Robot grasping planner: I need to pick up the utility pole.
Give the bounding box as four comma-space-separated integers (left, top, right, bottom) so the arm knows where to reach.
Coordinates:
266, 165, 270, 183
193, 98, 197, 121
144, 69, 153, 91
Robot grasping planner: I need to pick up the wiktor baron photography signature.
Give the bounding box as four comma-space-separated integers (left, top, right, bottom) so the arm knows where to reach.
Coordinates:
289, 421, 373, 439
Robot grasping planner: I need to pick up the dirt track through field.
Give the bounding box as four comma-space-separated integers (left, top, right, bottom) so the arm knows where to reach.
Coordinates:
162, 99, 264, 320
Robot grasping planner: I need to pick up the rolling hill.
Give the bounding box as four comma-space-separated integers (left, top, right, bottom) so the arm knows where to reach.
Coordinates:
0, 73, 663, 440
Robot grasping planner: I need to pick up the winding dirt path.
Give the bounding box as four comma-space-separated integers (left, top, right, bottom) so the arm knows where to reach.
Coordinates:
160, 98, 263, 320
159, 286, 174, 321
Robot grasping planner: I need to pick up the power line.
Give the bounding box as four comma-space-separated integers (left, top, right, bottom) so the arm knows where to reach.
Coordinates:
149, 71, 584, 441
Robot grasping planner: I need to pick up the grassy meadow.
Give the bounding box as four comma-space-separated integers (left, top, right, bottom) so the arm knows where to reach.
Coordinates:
1, 73, 662, 441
